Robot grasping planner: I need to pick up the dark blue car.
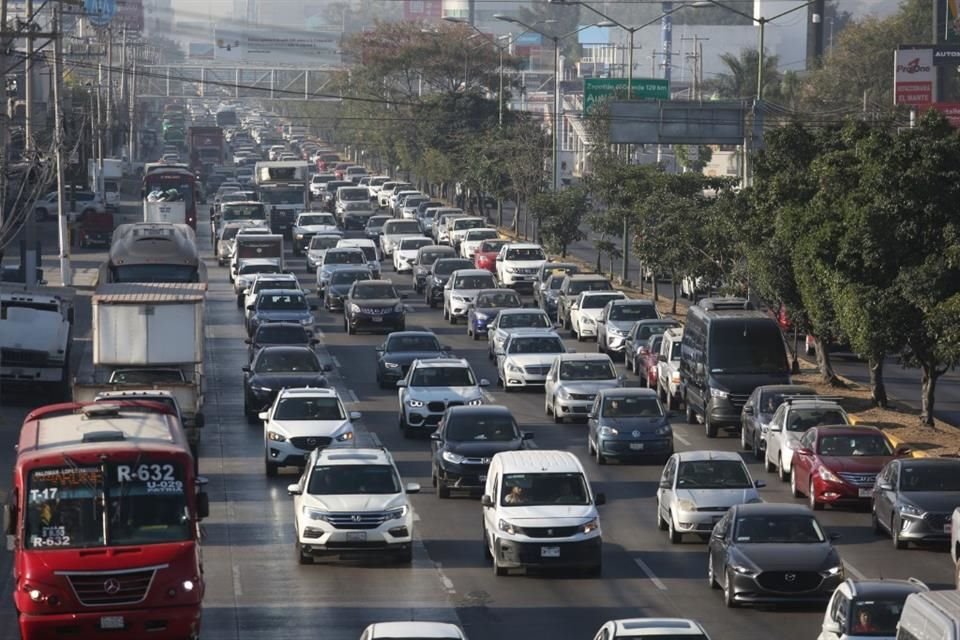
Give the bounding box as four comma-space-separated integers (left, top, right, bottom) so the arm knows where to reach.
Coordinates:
466, 288, 522, 340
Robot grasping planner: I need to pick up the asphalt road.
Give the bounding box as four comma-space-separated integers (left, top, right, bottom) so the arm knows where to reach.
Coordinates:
0, 195, 956, 640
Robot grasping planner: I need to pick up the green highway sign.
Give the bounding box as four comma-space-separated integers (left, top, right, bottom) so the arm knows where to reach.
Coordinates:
583, 77, 670, 113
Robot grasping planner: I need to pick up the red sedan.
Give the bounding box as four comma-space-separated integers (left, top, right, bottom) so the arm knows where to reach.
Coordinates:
474, 239, 508, 273
636, 334, 663, 388
790, 425, 910, 510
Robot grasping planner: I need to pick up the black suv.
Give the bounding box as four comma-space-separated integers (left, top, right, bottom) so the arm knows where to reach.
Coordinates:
413, 245, 456, 294
245, 322, 317, 362
430, 405, 531, 498
424, 258, 473, 308
344, 280, 406, 334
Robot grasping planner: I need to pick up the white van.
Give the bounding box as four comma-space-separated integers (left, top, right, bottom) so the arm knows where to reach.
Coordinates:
481, 450, 605, 576
897, 591, 960, 640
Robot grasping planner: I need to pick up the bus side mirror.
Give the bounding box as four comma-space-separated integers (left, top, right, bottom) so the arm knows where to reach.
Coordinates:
196, 493, 210, 520
3, 504, 14, 536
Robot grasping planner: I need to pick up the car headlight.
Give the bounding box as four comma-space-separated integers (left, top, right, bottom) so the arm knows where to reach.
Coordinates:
349, 303, 361, 313
782, 438, 796, 451
387, 505, 408, 520
442, 451, 465, 464
499, 519, 521, 535
301, 316, 313, 325
505, 267, 516, 274
303, 507, 330, 521
335, 430, 354, 442
608, 326, 625, 337
407, 398, 424, 408
899, 502, 924, 518
251, 385, 272, 393
599, 426, 619, 436
654, 424, 672, 436
582, 316, 596, 325
383, 361, 400, 369
393, 302, 404, 312
467, 397, 484, 406
452, 295, 465, 302
759, 422, 770, 434
433, 276, 443, 285
817, 466, 842, 483
730, 563, 757, 576
557, 388, 571, 399
821, 565, 844, 578
710, 387, 729, 399
676, 499, 697, 513
582, 518, 600, 534
506, 362, 523, 373
295, 233, 304, 239
475, 312, 489, 321
267, 430, 286, 442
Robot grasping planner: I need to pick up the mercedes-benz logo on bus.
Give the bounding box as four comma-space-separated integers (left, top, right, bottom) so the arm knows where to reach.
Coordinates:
103, 578, 121, 595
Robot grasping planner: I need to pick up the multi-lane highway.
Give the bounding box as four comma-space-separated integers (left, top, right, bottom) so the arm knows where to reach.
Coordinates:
0, 193, 956, 640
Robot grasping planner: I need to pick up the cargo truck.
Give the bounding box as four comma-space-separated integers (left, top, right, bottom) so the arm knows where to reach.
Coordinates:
187, 126, 225, 174
71, 282, 207, 454
144, 200, 187, 224
0, 285, 75, 393
254, 161, 309, 236
230, 232, 285, 305
88, 158, 123, 209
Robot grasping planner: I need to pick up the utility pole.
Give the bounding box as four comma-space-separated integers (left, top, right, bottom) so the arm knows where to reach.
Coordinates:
128, 62, 136, 167
96, 64, 104, 202
0, 0, 10, 226
23, 0, 38, 286
681, 35, 708, 100
24, 0, 33, 153
106, 28, 113, 156
52, 3, 70, 285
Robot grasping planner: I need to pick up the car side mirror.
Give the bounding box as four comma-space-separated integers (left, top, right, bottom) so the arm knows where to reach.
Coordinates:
3, 504, 14, 536
481, 495, 494, 508
754, 479, 766, 488
479, 378, 490, 387
743, 405, 755, 416
396, 380, 407, 388
617, 374, 626, 384
667, 410, 677, 418
895, 445, 912, 457
657, 354, 667, 362
430, 432, 441, 441
287, 484, 302, 496
828, 532, 841, 541
877, 481, 893, 491
587, 412, 596, 419
405, 483, 421, 494
322, 364, 333, 372
521, 431, 533, 440
309, 303, 318, 310
597, 318, 605, 324
495, 256, 502, 261
594, 492, 606, 506
821, 620, 841, 635
247, 305, 256, 311
310, 339, 320, 346
258, 411, 269, 421
375, 346, 384, 352
795, 447, 813, 457
494, 348, 504, 356
768, 424, 781, 432
349, 411, 362, 420
571, 303, 579, 310
244, 339, 251, 344
196, 492, 210, 519
241, 366, 251, 372
658, 480, 671, 489
441, 345, 452, 351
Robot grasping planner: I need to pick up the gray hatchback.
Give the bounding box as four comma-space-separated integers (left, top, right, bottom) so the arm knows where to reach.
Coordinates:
587, 388, 674, 464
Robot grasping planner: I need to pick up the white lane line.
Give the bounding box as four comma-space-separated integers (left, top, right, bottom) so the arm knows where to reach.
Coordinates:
413, 511, 421, 522
347, 389, 359, 404
331, 356, 341, 369
232, 565, 243, 597
634, 556, 668, 591
673, 432, 691, 446
845, 561, 866, 580
433, 561, 457, 595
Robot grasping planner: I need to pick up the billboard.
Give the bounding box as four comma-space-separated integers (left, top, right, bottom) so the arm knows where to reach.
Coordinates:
894, 48, 934, 106
114, 0, 143, 31
214, 27, 341, 66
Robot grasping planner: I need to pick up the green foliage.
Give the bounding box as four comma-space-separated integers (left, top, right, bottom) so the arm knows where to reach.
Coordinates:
708, 49, 783, 100
529, 187, 588, 257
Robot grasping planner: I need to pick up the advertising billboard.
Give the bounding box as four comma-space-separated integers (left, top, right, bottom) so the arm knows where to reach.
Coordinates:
894, 48, 934, 106
214, 27, 341, 66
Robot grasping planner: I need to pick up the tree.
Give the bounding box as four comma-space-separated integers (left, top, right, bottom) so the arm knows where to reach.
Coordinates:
529, 187, 588, 257
709, 48, 782, 100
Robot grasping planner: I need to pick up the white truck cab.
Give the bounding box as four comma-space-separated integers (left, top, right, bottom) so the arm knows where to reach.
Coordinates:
495, 243, 547, 289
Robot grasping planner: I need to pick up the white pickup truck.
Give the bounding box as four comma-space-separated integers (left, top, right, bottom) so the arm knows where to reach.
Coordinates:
495, 243, 547, 289
0, 285, 74, 392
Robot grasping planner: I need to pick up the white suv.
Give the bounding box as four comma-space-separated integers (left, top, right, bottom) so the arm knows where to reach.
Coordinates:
288, 441, 420, 564
261, 387, 360, 476
496, 243, 547, 289
397, 358, 489, 437
764, 398, 851, 481
568, 291, 627, 341
442, 268, 497, 324
656, 327, 684, 411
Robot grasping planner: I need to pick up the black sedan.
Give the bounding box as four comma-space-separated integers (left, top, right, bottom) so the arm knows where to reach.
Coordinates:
242, 345, 331, 420
708, 503, 843, 608
740, 384, 815, 458
245, 322, 317, 362
344, 280, 406, 335
324, 267, 373, 312
430, 405, 531, 498
424, 258, 474, 308
375, 331, 452, 389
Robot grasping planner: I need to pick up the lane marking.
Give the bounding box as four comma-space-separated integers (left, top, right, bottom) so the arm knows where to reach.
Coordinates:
673, 432, 691, 446
845, 561, 866, 580
331, 356, 341, 369
433, 561, 457, 595
347, 389, 359, 404
232, 565, 243, 597
633, 556, 668, 591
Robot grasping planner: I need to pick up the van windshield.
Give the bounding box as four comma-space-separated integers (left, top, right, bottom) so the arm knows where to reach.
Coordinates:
709, 321, 788, 374
501, 472, 589, 506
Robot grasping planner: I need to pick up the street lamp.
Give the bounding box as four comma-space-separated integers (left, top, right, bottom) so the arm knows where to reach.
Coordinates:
696, 0, 821, 100
495, 15, 614, 192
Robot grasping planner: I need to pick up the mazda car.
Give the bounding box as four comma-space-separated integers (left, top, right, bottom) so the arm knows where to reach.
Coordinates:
242, 346, 332, 419
344, 279, 406, 334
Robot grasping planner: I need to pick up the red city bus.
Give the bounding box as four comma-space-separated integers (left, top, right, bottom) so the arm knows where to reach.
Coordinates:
5, 401, 208, 640
143, 168, 200, 230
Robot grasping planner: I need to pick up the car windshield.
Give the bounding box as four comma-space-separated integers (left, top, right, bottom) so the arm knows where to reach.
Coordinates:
386, 335, 440, 352
274, 396, 344, 421
221, 226, 246, 241
709, 321, 788, 374
299, 214, 334, 226
239, 264, 281, 275
330, 270, 371, 285
501, 473, 589, 507
419, 251, 452, 266
548, 277, 566, 290
785, 408, 847, 432
385, 221, 421, 234
222, 204, 265, 221
253, 279, 296, 293
508, 336, 565, 354
647, 336, 664, 352
257, 294, 307, 310
609, 304, 658, 321
734, 514, 825, 543
109, 369, 184, 384
400, 238, 432, 251
479, 240, 508, 253
899, 464, 960, 491
759, 390, 813, 414
353, 284, 398, 300
848, 600, 909, 638
307, 465, 400, 495
111, 265, 200, 283
499, 313, 550, 329
466, 230, 497, 240
309, 236, 341, 250
601, 396, 662, 417
635, 322, 679, 340
569, 279, 612, 294
559, 360, 616, 381
454, 275, 495, 289
505, 247, 545, 261
582, 294, 624, 309
254, 350, 320, 373
254, 325, 309, 345
446, 415, 518, 441
325, 251, 365, 265
25, 462, 191, 550
344, 202, 372, 211
338, 188, 368, 201
435, 261, 472, 276
677, 460, 753, 489
366, 217, 391, 229
453, 219, 484, 230
818, 434, 893, 457
476, 292, 521, 308
410, 366, 475, 387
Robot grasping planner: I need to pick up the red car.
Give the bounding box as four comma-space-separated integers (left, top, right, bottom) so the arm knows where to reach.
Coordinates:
474, 239, 508, 273
790, 425, 910, 510
636, 334, 663, 389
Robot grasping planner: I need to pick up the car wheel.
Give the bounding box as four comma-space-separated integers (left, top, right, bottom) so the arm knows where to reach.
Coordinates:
872, 507, 884, 534
753, 432, 764, 461
377, 374, 389, 390
704, 411, 718, 438
778, 455, 789, 482
492, 546, 508, 577
790, 469, 802, 497
265, 459, 279, 478
668, 512, 682, 544
741, 426, 750, 451
235, 293, 244, 308
345, 320, 355, 335
707, 557, 719, 589
656, 499, 667, 530
892, 516, 907, 549
666, 393, 676, 411
685, 396, 696, 424
472, 328, 480, 341
436, 477, 450, 499
544, 396, 552, 416
809, 479, 823, 510
594, 439, 606, 465
764, 451, 776, 473
723, 570, 739, 608
295, 539, 313, 565
482, 526, 493, 561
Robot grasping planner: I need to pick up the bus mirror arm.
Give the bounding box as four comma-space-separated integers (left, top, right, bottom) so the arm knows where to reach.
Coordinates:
3, 503, 15, 536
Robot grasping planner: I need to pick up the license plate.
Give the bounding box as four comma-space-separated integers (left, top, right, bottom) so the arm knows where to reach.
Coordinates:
370, 317, 383, 323
347, 532, 367, 542
541, 546, 560, 558
630, 443, 645, 451
100, 617, 124, 630
858, 488, 872, 498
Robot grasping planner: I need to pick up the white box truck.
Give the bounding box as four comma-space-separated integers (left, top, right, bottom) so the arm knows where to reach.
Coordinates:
89, 158, 123, 209
144, 200, 187, 224
0, 285, 74, 394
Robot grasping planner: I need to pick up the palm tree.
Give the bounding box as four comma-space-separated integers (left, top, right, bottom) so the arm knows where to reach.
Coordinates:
710, 48, 782, 100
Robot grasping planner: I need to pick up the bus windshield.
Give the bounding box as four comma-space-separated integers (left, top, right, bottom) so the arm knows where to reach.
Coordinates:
25, 462, 192, 549
110, 265, 200, 283
259, 188, 304, 205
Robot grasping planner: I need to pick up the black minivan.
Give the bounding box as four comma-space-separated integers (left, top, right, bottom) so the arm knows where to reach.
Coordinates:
679, 297, 790, 438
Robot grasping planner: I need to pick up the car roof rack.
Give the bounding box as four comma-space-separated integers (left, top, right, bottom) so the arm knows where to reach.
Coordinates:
783, 395, 845, 405
697, 297, 754, 311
